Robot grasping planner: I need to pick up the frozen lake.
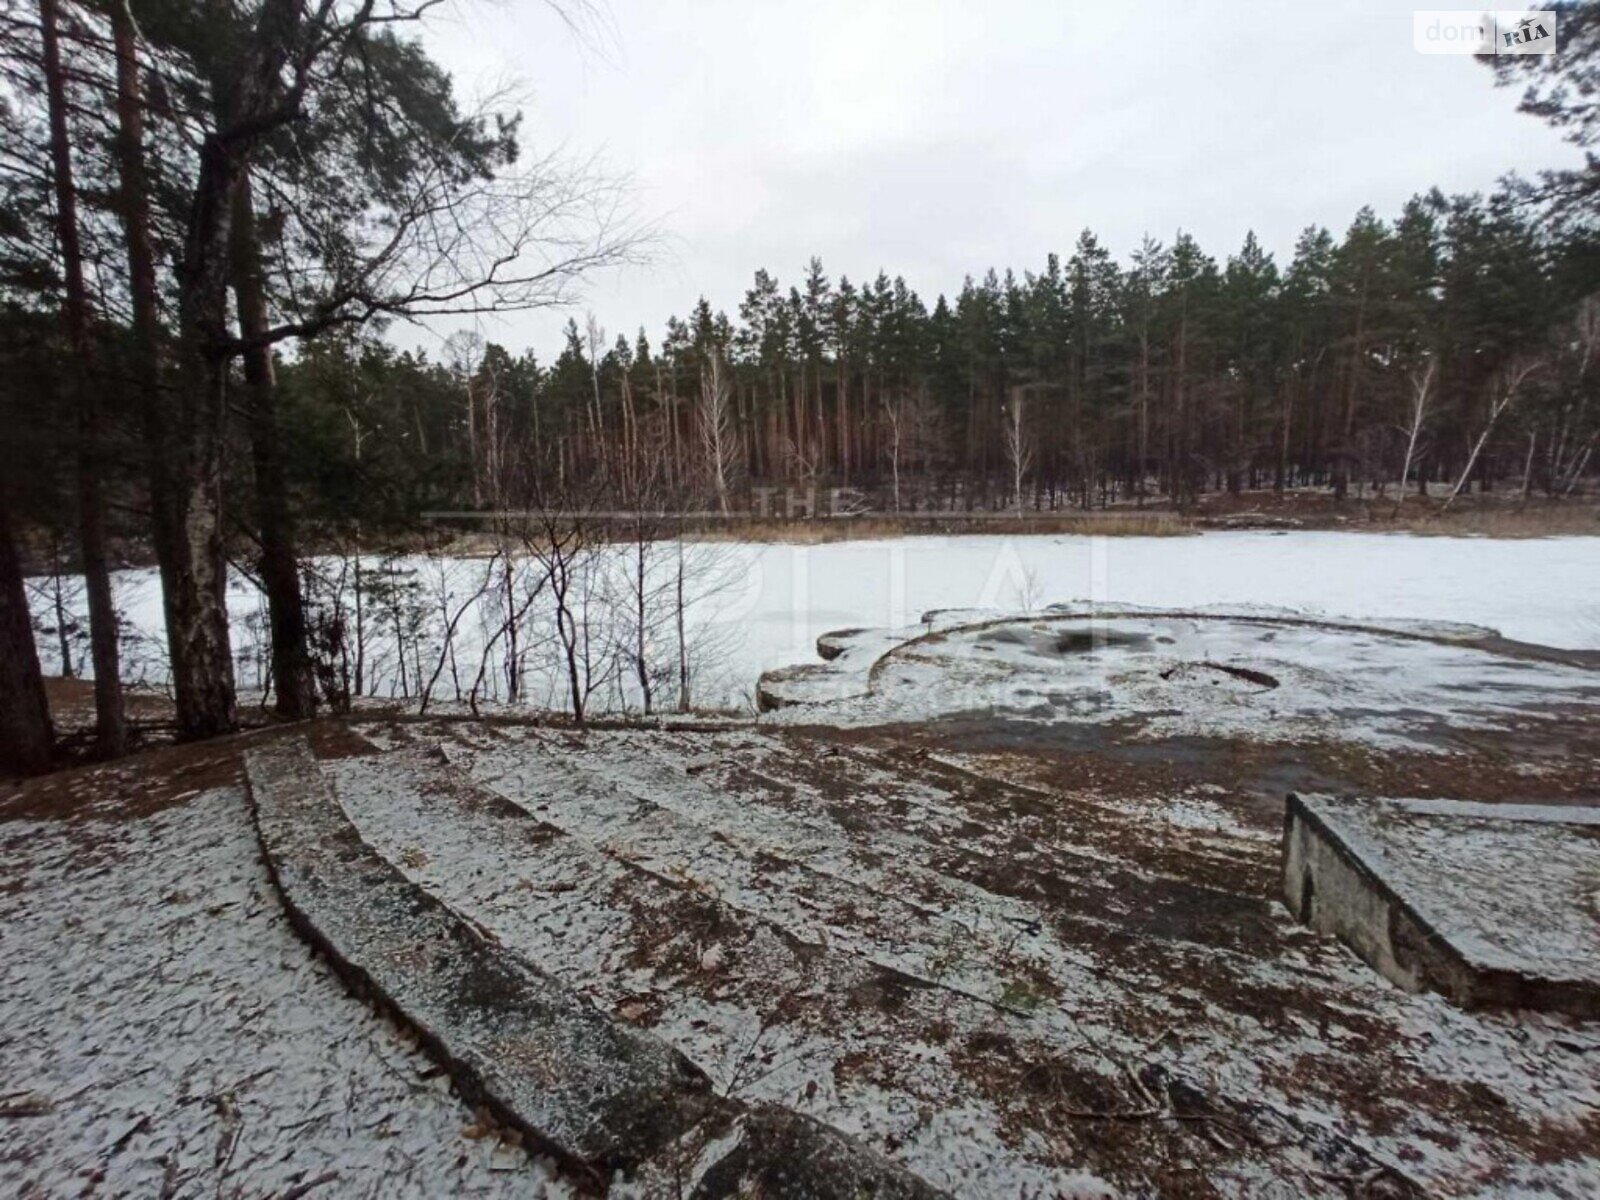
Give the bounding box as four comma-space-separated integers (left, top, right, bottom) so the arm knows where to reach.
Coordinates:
722, 528, 1600, 653
28, 531, 1600, 712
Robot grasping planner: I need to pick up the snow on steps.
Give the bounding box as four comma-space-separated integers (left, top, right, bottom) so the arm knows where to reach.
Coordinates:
244, 738, 950, 1199
409, 726, 1434, 1194
329, 736, 1202, 1195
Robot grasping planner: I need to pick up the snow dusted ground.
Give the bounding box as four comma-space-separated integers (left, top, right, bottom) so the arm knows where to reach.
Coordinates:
8, 531, 1598, 1195
27, 532, 1600, 712
321, 719, 1600, 1197
0, 782, 568, 1198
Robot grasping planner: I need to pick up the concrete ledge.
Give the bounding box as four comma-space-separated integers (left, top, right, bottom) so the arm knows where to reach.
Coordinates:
759, 622, 959, 711
246, 739, 950, 1198
755, 662, 844, 711
1284, 793, 1600, 1018
815, 628, 867, 661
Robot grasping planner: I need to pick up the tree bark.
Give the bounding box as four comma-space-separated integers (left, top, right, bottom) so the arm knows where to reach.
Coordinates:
41, 0, 125, 756
0, 496, 54, 776
111, 0, 187, 731
1335, 282, 1367, 501
163, 0, 307, 737
231, 173, 314, 718
674, 534, 690, 713
169, 127, 242, 738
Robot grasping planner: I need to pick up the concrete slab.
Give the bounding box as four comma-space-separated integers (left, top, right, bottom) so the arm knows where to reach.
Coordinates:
1284, 793, 1600, 1016
757, 607, 1600, 754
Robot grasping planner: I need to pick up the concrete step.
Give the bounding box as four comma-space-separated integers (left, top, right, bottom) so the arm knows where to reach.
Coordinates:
246, 737, 950, 1199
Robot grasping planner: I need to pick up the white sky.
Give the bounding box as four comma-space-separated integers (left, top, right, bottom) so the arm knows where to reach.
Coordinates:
414, 0, 1582, 360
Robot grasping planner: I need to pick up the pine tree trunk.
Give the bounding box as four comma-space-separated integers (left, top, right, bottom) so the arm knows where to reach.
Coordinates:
1137, 329, 1151, 505
1174, 302, 1190, 507
816, 369, 826, 476
169, 126, 244, 738
169, 357, 238, 737
112, 0, 184, 729
41, 0, 125, 757
836, 363, 850, 483
1276, 377, 1291, 493
1336, 286, 1367, 501
0, 496, 53, 776
161, 0, 310, 738
231, 174, 313, 719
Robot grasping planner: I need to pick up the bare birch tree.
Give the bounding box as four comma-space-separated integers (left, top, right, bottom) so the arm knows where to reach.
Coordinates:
1555, 295, 1599, 495
884, 392, 905, 513
699, 349, 737, 514
1003, 387, 1032, 517
446, 331, 487, 507
1442, 358, 1543, 512
1394, 356, 1435, 514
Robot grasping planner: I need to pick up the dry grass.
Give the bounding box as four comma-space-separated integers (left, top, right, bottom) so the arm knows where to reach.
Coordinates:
319, 493, 1600, 555
681, 512, 1195, 543
1389, 503, 1600, 538
431, 501, 1600, 546
1178, 487, 1599, 536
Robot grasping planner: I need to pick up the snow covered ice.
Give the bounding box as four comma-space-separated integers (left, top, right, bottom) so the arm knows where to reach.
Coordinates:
27, 531, 1600, 712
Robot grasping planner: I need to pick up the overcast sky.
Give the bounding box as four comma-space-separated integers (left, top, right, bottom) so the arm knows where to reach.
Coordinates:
415, 1, 1582, 360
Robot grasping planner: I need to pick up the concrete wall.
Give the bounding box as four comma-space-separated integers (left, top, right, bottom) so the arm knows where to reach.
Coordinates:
1283, 796, 1425, 994
1283, 793, 1600, 1017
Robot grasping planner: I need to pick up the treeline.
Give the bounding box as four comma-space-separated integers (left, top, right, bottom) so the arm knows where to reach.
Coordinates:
347, 196, 1599, 521
259, 5, 1600, 520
